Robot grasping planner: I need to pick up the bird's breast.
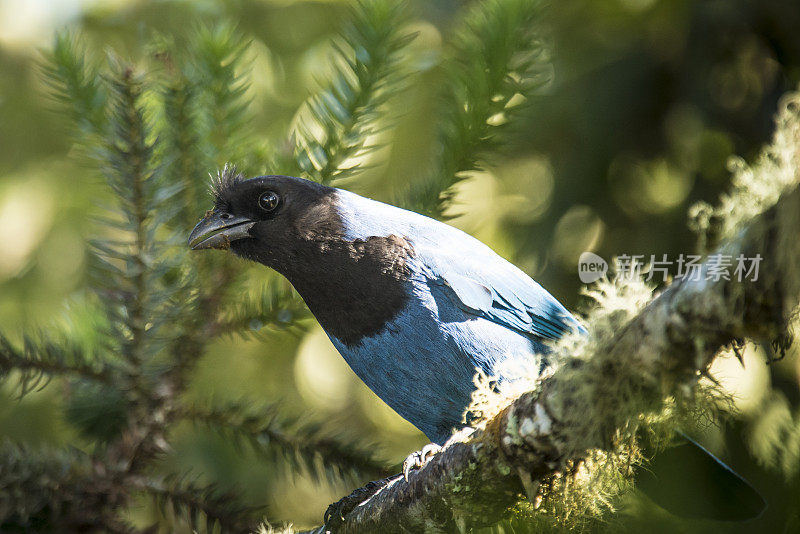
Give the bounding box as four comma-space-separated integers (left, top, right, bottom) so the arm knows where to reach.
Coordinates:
324, 275, 546, 443
286, 234, 416, 347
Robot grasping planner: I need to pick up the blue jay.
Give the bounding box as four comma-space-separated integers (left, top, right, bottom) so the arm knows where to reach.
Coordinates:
189, 171, 764, 522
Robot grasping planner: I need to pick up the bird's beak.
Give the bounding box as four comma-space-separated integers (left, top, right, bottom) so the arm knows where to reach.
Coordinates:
188, 210, 255, 250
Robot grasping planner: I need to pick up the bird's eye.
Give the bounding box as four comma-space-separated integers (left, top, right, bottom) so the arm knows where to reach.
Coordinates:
258, 191, 280, 212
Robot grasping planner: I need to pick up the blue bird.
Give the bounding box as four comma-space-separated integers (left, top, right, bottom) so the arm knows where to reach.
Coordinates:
189, 170, 764, 522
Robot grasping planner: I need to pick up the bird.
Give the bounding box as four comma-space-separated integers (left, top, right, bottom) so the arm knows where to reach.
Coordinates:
188, 168, 764, 523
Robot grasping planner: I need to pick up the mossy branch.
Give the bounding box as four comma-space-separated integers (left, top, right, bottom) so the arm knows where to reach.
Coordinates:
311, 95, 800, 533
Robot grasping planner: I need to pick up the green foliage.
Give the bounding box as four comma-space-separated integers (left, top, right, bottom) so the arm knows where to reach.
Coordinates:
183, 401, 391, 483
139, 473, 254, 533
160, 58, 203, 226
4, 0, 796, 531
154, 22, 253, 226
187, 23, 253, 169
293, 0, 413, 184
214, 277, 309, 336
41, 33, 107, 137
64, 381, 130, 443
0, 335, 115, 398
0, 442, 125, 533
404, 0, 551, 217
748, 391, 800, 479
93, 63, 181, 366
0, 4, 418, 528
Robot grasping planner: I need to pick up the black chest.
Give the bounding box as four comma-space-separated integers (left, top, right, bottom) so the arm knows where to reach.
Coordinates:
281, 235, 415, 346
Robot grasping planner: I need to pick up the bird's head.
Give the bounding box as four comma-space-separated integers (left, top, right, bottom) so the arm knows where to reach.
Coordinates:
188, 168, 341, 268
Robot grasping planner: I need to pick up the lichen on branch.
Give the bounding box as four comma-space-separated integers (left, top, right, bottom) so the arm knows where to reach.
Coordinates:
310, 89, 800, 534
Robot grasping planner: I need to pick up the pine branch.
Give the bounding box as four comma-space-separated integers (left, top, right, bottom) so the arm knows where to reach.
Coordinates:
404, 0, 551, 217
153, 29, 255, 344
114, 68, 152, 367
41, 32, 108, 137
22, 25, 276, 534
170, 24, 260, 364
0, 442, 133, 533
134, 474, 257, 533
0, 335, 118, 398
161, 70, 204, 226
65, 381, 131, 444
158, 26, 255, 372
181, 402, 392, 483
89, 61, 184, 368
293, 0, 413, 184
188, 23, 252, 168
213, 277, 310, 337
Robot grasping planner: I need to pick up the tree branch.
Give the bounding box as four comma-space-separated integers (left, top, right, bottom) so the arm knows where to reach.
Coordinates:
130, 474, 257, 533
0, 336, 119, 397
293, 0, 412, 185
180, 402, 393, 483
404, 0, 550, 217
311, 181, 800, 532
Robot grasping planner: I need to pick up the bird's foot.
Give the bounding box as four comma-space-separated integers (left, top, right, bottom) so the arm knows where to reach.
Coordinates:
402, 443, 442, 481
323, 476, 397, 532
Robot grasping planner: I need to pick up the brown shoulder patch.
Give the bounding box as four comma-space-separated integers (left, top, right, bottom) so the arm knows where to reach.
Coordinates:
294, 193, 346, 242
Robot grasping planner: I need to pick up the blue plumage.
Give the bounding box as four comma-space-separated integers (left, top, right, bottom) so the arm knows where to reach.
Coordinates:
331, 189, 580, 442
189, 173, 765, 521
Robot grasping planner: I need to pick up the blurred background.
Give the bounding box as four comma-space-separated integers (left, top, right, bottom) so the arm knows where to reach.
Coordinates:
0, 0, 799, 531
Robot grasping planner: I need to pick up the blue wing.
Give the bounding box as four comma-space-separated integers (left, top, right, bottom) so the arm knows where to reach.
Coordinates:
416, 249, 584, 342
332, 189, 583, 342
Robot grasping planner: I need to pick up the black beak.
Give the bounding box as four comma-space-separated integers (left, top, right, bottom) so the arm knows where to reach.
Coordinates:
188, 210, 255, 250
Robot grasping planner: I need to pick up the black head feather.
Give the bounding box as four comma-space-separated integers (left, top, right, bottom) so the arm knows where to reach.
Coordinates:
211, 164, 246, 205
194, 171, 414, 346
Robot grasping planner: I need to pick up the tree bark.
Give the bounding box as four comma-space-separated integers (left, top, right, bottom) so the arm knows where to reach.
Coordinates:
308, 183, 800, 533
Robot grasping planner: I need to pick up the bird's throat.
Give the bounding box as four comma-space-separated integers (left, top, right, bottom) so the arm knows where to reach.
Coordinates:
280, 235, 415, 347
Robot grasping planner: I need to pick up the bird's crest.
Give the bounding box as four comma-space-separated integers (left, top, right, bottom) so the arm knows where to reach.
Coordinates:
210, 163, 245, 203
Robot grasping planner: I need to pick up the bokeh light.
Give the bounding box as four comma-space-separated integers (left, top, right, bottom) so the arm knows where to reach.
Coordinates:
0, 0, 798, 531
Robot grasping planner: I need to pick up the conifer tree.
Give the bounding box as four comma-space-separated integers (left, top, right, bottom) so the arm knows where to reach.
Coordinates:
0, 0, 798, 532
1, 2, 412, 530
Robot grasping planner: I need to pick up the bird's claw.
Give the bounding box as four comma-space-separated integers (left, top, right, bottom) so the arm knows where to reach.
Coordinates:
324, 498, 352, 532
323, 476, 395, 532
402, 443, 442, 481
